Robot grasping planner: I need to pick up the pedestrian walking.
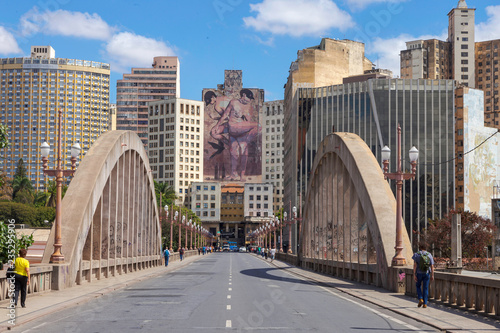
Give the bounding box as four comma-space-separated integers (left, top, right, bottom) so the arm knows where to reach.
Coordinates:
198, 247, 201, 255
164, 248, 170, 267
12, 248, 30, 308
179, 247, 185, 261
264, 248, 268, 260
412, 244, 435, 308
270, 247, 276, 262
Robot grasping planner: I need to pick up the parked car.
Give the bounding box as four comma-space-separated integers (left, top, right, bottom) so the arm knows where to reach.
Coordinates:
222, 245, 230, 252
239, 247, 247, 252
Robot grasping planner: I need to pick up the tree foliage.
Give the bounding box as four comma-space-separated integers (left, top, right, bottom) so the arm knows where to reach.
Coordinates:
422, 209, 496, 259
0, 202, 55, 227
12, 158, 33, 201
0, 124, 9, 149
0, 221, 35, 265
154, 181, 177, 208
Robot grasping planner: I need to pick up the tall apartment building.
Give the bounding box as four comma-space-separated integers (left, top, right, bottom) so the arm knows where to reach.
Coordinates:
400, 1, 500, 129
148, 98, 204, 204
187, 182, 221, 221
284, 38, 373, 213
476, 40, 500, 127
262, 100, 284, 212
108, 103, 117, 130
117, 56, 180, 148
0, 46, 110, 191
401, 1, 474, 87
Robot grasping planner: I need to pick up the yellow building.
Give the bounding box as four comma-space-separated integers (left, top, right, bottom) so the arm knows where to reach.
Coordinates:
0, 46, 110, 191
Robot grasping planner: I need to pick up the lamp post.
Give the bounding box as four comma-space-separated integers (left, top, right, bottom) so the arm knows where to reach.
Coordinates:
179, 215, 185, 251
171, 209, 178, 252
382, 124, 418, 266
41, 110, 81, 263
281, 212, 287, 253
189, 219, 193, 250
275, 216, 282, 252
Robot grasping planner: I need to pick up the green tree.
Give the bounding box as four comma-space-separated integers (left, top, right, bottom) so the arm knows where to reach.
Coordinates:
0, 124, 9, 149
154, 181, 177, 208
0, 221, 34, 266
12, 158, 33, 202
45, 180, 68, 208
0, 173, 13, 201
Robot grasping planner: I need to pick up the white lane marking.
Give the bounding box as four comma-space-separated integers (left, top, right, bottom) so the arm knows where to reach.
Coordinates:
229, 282, 232, 285
267, 284, 280, 288
227, 305, 231, 310
226, 320, 232, 328
228, 287, 232, 291
21, 322, 48, 332
227, 295, 231, 299
315, 284, 426, 332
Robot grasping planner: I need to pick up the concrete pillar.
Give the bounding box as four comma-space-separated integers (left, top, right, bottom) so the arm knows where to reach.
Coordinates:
451, 213, 462, 268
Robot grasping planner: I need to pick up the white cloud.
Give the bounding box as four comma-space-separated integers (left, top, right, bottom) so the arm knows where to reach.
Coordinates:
20, 8, 114, 40
345, 0, 408, 10
243, 0, 354, 37
476, 5, 500, 42
367, 32, 445, 77
0, 27, 22, 55
104, 32, 176, 72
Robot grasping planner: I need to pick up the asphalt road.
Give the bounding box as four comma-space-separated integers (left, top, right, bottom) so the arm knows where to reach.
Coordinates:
10, 253, 439, 332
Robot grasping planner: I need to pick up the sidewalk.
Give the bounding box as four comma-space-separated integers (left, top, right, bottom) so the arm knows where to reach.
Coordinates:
261, 255, 500, 333
0, 254, 204, 332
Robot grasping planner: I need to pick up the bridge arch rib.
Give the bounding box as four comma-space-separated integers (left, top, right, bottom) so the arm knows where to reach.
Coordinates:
42, 131, 161, 289
301, 132, 412, 289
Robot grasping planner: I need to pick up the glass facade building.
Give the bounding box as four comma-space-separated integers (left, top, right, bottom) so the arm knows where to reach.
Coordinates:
284, 79, 456, 242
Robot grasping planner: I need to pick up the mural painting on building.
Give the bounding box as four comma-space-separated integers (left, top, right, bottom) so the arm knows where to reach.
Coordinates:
203, 70, 263, 182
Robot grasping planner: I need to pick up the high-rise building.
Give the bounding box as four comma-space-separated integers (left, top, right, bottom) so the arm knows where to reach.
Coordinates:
448, 0, 475, 88
117, 56, 180, 148
475, 40, 500, 127
285, 78, 456, 246
147, 98, 204, 205
284, 38, 373, 213
202, 70, 264, 183
400, 1, 500, 129
108, 103, 117, 130
0, 46, 110, 191
262, 100, 284, 212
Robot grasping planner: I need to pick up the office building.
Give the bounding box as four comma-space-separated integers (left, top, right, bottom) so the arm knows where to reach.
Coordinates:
148, 98, 204, 204
284, 78, 456, 245
0, 46, 110, 191
117, 56, 180, 148
262, 100, 285, 212
284, 38, 373, 213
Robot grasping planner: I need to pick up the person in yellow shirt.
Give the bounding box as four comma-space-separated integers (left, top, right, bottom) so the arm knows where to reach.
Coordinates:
13, 248, 30, 308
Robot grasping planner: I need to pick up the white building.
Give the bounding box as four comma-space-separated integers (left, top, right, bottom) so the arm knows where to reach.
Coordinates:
148, 98, 204, 204
262, 100, 285, 212
187, 182, 221, 221
244, 183, 274, 217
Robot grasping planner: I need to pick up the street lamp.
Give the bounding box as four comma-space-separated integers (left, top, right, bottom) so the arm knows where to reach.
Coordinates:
41, 110, 81, 263
164, 205, 169, 250
171, 210, 178, 252
276, 216, 282, 252
188, 219, 193, 250
179, 215, 185, 251
382, 123, 418, 266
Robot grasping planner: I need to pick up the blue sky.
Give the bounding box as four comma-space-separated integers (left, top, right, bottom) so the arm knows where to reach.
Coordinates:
0, 0, 499, 103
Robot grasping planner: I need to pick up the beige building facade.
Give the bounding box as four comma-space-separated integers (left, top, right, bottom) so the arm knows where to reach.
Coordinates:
262, 100, 284, 212
148, 98, 204, 204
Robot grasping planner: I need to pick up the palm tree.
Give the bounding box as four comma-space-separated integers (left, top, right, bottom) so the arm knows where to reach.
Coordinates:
155, 181, 177, 207
12, 159, 33, 200
46, 180, 68, 208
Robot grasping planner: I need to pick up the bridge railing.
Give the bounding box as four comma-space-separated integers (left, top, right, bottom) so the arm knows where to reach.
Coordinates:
0, 265, 53, 301
403, 268, 500, 318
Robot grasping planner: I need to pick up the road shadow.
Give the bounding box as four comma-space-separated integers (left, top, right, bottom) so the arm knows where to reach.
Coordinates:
239, 267, 315, 285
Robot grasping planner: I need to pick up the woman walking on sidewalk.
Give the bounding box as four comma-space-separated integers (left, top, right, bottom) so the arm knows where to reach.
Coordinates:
13, 248, 30, 308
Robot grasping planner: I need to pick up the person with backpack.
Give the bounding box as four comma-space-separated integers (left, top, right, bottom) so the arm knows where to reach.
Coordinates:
163, 248, 170, 267
412, 244, 435, 308
179, 247, 185, 261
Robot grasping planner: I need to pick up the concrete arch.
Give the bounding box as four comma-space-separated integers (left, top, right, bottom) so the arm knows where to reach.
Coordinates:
42, 131, 161, 289
301, 132, 412, 289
